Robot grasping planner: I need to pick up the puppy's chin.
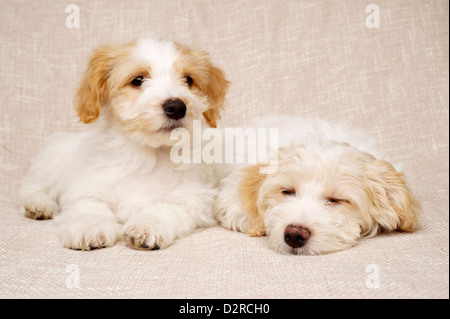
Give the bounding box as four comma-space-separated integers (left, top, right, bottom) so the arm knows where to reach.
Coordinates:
159, 119, 185, 133
119, 125, 181, 148
266, 231, 348, 256
113, 114, 190, 148
143, 127, 184, 148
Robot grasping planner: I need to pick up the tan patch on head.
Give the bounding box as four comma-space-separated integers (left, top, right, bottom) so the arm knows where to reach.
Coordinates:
174, 43, 229, 128
106, 58, 153, 130
74, 42, 136, 124
238, 164, 268, 237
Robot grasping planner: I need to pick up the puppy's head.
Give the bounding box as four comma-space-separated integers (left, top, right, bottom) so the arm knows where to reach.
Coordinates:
239, 142, 420, 255
74, 35, 229, 147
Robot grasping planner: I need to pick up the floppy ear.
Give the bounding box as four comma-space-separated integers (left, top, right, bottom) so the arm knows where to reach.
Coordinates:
74, 45, 117, 124
174, 43, 229, 128
363, 159, 420, 235
202, 63, 229, 128
238, 164, 268, 237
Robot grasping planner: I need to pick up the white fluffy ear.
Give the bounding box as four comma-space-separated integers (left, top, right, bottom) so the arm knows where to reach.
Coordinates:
362, 159, 421, 236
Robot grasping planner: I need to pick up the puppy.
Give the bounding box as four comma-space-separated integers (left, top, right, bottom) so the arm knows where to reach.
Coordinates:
215, 116, 421, 255
20, 35, 229, 250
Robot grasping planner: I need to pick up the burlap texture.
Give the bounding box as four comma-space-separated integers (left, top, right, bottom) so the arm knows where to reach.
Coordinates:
0, 0, 448, 298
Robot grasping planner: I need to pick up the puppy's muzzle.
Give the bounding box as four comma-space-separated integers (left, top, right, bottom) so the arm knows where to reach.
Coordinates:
163, 98, 186, 120
284, 224, 310, 248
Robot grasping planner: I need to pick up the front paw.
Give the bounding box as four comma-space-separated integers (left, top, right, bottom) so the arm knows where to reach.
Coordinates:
58, 221, 119, 251
121, 217, 174, 250
22, 194, 59, 220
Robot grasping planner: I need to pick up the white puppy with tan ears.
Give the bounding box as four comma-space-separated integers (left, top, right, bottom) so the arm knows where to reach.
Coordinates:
20, 35, 229, 250
215, 116, 421, 255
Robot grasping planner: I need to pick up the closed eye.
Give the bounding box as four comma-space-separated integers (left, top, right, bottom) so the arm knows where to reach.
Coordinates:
325, 197, 349, 205
281, 188, 296, 196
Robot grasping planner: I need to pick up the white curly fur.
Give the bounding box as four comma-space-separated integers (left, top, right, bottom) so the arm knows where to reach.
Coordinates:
215, 116, 421, 255
20, 35, 228, 250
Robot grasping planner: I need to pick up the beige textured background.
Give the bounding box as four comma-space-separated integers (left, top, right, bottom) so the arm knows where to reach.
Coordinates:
0, 0, 448, 298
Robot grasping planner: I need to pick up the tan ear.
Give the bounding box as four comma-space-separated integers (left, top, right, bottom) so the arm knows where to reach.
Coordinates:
363, 160, 421, 234
74, 45, 117, 123
202, 64, 229, 128
238, 164, 268, 237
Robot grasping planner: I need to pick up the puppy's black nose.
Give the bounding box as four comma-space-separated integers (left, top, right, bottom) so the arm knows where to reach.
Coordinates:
162, 98, 186, 120
284, 224, 310, 248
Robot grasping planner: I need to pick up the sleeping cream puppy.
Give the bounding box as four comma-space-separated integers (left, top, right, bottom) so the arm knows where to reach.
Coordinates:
215, 116, 421, 255
20, 35, 229, 251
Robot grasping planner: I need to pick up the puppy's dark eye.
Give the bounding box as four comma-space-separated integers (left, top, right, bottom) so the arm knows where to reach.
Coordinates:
131, 76, 144, 87
282, 189, 296, 196
185, 75, 193, 87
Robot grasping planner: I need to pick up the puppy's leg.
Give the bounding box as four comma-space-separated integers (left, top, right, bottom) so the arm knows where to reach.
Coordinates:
121, 194, 216, 250
55, 199, 120, 250
20, 158, 59, 220
21, 190, 59, 220
20, 132, 77, 220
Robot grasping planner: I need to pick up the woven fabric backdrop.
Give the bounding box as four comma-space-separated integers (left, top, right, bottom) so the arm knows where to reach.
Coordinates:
0, 0, 448, 298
